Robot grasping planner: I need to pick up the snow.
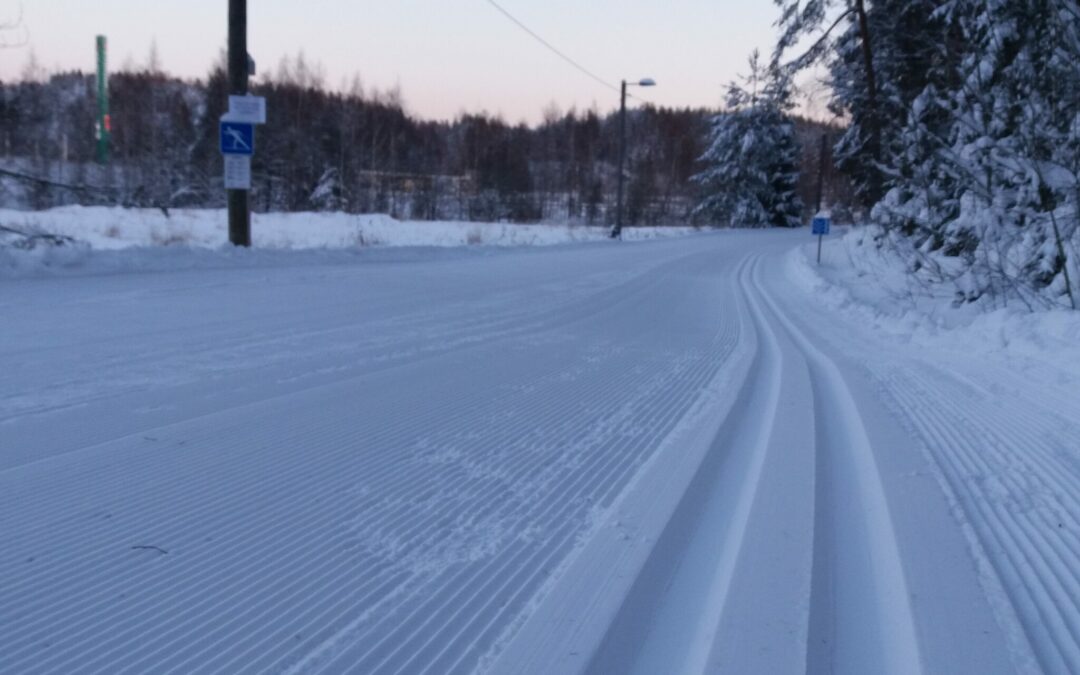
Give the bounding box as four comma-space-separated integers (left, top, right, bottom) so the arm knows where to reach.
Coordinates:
0, 205, 695, 256
0, 207, 699, 281
789, 224, 1080, 379
2, 223, 1079, 674
785, 225, 1080, 674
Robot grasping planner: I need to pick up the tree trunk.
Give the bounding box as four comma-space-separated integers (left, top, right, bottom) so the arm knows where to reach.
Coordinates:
853, 0, 881, 200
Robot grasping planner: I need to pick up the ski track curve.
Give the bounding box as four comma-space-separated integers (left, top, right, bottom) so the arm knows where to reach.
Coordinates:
750, 256, 922, 675
583, 254, 784, 675
766, 245, 1080, 674
574, 253, 921, 675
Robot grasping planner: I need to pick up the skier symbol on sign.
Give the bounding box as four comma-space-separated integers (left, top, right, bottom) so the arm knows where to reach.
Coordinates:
220, 121, 254, 155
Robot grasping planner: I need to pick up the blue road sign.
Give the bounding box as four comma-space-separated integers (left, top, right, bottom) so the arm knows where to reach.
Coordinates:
220, 121, 255, 155
812, 216, 831, 235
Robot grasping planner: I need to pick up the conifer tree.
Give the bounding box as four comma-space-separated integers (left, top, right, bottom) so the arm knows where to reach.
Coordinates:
693, 52, 803, 228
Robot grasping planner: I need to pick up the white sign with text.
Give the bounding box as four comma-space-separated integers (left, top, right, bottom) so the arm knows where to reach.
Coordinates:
224, 154, 252, 190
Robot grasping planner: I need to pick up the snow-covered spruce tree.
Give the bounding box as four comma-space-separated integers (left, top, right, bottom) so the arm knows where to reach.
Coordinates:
774, 0, 959, 210
938, 0, 1079, 307
774, 0, 882, 205
848, 0, 966, 251
775, 0, 1078, 308
692, 52, 803, 228
878, 0, 1080, 307
829, 0, 957, 208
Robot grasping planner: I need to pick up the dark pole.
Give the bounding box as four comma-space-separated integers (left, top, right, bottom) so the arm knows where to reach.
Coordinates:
611, 79, 627, 239
816, 134, 828, 265
227, 0, 251, 247
814, 133, 828, 214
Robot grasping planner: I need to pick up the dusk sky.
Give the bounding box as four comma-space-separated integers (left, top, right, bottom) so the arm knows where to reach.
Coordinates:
2, 1, 793, 124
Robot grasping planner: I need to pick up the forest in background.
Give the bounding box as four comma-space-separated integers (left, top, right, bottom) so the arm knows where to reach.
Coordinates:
0, 53, 851, 226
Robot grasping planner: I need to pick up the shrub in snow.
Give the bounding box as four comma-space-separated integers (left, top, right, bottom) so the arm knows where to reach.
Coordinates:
0, 223, 81, 251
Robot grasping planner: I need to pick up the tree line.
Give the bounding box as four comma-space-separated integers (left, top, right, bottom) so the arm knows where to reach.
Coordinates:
0, 53, 848, 227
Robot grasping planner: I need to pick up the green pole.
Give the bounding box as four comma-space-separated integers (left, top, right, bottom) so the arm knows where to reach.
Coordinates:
96, 35, 110, 164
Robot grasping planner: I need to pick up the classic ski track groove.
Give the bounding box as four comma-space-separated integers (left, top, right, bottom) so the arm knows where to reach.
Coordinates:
580, 254, 923, 675
750, 256, 923, 675
577, 253, 775, 674
762, 256, 1080, 674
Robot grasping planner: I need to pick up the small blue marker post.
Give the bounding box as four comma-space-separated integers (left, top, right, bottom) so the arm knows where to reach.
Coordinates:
812, 214, 831, 265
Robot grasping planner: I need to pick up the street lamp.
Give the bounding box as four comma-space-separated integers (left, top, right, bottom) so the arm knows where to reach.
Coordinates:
611, 77, 656, 239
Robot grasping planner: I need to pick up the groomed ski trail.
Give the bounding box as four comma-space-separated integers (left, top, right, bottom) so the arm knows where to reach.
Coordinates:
1, 238, 746, 674
766, 250, 1080, 675
497, 252, 926, 675
3, 231, 1077, 674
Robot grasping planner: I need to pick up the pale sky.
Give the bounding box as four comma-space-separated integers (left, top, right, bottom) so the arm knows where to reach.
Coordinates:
1, 0, 789, 124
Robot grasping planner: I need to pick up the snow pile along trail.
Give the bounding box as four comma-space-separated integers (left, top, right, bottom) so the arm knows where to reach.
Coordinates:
2, 228, 1078, 674
0, 206, 697, 255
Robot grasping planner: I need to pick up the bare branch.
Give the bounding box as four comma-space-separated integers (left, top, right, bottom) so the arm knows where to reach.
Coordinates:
776, 7, 856, 75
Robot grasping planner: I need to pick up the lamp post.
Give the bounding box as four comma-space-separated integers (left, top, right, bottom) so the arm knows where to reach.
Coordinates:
611, 77, 656, 239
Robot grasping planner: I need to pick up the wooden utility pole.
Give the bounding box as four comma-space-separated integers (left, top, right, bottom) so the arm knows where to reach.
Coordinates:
815, 133, 828, 214
227, 0, 251, 246
610, 78, 655, 239
611, 80, 628, 239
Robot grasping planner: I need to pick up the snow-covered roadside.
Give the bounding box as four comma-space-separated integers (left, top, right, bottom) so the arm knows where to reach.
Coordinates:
783, 226, 1080, 675
789, 225, 1080, 380
0, 207, 700, 250
0, 206, 699, 278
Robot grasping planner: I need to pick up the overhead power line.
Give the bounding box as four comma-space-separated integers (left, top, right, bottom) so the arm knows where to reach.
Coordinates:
482, 0, 620, 95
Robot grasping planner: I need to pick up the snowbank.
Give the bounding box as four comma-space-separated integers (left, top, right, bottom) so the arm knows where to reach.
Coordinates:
790, 225, 1080, 376
0, 206, 698, 277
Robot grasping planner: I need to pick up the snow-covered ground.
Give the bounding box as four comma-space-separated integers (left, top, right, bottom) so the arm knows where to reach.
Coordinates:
0, 206, 695, 251
2, 219, 1078, 674
799, 225, 1080, 379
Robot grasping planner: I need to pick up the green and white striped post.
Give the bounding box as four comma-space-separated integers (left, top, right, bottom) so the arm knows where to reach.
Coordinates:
95, 35, 110, 165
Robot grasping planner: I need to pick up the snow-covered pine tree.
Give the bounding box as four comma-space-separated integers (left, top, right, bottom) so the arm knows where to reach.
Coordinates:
693, 52, 803, 228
